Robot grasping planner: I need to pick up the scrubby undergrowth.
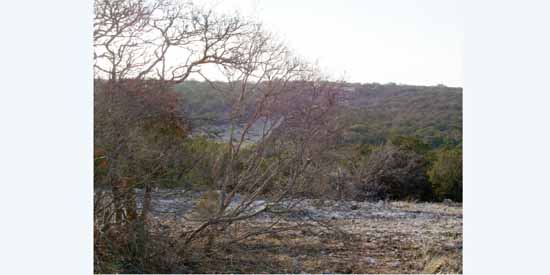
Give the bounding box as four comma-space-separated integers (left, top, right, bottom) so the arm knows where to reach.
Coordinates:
95, 189, 462, 274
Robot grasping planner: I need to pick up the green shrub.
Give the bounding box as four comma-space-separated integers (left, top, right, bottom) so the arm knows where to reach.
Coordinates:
428, 148, 462, 202
178, 137, 225, 189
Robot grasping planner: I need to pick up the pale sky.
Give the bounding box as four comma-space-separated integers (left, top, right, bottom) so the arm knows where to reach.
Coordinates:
208, 0, 463, 87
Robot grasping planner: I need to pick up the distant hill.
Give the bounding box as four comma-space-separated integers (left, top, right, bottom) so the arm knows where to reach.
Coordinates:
340, 83, 462, 148
175, 81, 462, 148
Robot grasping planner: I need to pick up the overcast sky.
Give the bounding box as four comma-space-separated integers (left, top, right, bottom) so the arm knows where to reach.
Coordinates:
208, 0, 463, 87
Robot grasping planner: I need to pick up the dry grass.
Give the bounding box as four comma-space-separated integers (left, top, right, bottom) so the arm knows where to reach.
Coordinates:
96, 198, 462, 274
159, 203, 461, 273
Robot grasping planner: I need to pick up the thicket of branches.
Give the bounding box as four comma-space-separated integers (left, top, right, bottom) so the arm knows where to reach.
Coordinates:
94, 0, 346, 273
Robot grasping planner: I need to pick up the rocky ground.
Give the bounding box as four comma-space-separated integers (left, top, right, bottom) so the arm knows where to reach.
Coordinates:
101, 188, 463, 273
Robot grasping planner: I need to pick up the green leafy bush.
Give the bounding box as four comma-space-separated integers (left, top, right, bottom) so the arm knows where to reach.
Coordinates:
178, 137, 225, 189
428, 148, 462, 202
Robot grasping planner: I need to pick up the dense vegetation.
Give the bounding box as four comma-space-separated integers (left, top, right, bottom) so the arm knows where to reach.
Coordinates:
169, 81, 463, 202
96, 80, 462, 202
93, 0, 462, 273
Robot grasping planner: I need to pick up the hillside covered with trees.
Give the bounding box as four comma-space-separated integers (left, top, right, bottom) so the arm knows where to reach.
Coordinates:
176, 81, 462, 148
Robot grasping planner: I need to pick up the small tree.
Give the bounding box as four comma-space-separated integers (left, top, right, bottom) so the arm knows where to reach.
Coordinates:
178, 29, 345, 249
94, 0, 260, 228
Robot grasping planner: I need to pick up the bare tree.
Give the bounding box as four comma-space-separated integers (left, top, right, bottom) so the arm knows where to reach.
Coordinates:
94, 0, 345, 272
174, 25, 345, 250
94, 0, 256, 82
93, 0, 259, 226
